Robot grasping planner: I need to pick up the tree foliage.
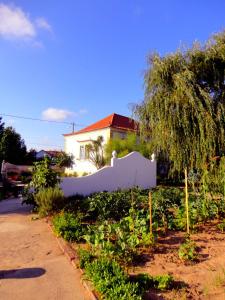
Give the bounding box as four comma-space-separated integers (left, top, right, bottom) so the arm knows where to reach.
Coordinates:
86, 136, 105, 169
0, 126, 27, 165
53, 151, 74, 168
31, 157, 60, 191
105, 132, 152, 162
135, 31, 225, 173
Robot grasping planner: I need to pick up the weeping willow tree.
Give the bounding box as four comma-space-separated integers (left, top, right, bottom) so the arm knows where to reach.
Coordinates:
135, 31, 225, 234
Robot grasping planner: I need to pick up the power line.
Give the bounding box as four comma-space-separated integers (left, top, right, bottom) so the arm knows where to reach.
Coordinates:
0, 113, 86, 132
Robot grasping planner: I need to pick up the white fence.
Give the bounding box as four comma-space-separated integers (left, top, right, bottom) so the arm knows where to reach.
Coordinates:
60, 151, 156, 196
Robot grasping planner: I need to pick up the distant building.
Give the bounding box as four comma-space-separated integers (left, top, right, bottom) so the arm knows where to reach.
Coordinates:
63, 113, 138, 175
36, 150, 61, 160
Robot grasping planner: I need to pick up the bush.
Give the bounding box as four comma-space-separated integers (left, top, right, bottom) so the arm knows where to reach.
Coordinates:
178, 237, 198, 261
31, 157, 60, 190
85, 257, 142, 300
22, 157, 60, 208
86, 188, 148, 221
78, 249, 94, 269
52, 212, 85, 242
34, 187, 65, 216
132, 273, 174, 291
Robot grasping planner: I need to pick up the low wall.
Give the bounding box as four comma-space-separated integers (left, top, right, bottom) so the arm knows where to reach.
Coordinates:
60, 151, 156, 196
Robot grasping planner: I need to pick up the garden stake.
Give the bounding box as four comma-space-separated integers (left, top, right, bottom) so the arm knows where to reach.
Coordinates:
184, 168, 190, 235
131, 190, 135, 233
149, 191, 153, 236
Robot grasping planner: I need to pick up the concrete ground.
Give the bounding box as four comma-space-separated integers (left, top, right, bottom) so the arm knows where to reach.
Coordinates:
0, 198, 90, 300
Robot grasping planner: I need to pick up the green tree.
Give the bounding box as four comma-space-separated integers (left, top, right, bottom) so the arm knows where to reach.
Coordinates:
0, 126, 27, 164
105, 132, 151, 162
53, 151, 74, 168
86, 136, 105, 169
135, 31, 225, 233
0, 117, 4, 137
31, 157, 60, 191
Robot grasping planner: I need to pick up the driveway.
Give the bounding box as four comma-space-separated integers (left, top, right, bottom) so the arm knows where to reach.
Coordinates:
0, 198, 90, 300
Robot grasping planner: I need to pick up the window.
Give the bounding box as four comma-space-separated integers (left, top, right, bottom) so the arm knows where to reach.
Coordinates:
79, 145, 85, 160
120, 132, 126, 139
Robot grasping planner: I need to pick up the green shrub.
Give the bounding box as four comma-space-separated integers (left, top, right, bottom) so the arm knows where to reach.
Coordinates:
52, 212, 85, 242
34, 187, 65, 216
22, 157, 60, 207
63, 194, 86, 213
178, 237, 198, 261
86, 188, 148, 221
154, 274, 174, 290
84, 210, 152, 266
131, 273, 173, 291
31, 157, 60, 190
85, 258, 142, 300
217, 219, 225, 232
78, 249, 94, 269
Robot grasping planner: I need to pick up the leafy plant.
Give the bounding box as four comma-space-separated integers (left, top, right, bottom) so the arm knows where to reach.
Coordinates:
22, 157, 60, 207
178, 237, 198, 261
78, 249, 94, 269
34, 187, 65, 216
84, 257, 142, 300
31, 157, 60, 190
132, 273, 174, 291
84, 210, 153, 266
86, 188, 148, 221
52, 212, 85, 242
217, 220, 225, 233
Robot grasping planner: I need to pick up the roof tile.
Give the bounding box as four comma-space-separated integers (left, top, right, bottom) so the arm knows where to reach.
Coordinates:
63, 113, 138, 136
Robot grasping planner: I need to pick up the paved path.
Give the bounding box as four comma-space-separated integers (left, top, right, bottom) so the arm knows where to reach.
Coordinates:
0, 198, 90, 300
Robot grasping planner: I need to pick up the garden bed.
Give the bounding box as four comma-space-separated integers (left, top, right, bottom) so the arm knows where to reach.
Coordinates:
45, 186, 225, 299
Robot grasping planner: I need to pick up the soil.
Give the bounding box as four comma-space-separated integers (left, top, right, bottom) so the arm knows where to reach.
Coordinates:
137, 223, 225, 300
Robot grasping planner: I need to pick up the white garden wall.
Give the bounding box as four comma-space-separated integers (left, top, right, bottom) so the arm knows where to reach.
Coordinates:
60, 151, 156, 196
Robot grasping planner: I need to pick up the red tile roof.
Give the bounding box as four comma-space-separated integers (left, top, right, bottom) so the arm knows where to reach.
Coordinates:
63, 113, 138, 136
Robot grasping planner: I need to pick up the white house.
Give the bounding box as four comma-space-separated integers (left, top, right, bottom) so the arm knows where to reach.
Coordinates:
63, 113, 138, 175
36, 150, 61, 160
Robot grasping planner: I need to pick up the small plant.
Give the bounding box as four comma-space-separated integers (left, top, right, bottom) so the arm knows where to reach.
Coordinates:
154, 274, 174, 290
84, 257, 142, 300
78, 249, 94, 269
178, 236, 198, 262
131, 273, 174, 291
217, 219, 225, 232
52, 212, 85, 242
34, 187, 65, 216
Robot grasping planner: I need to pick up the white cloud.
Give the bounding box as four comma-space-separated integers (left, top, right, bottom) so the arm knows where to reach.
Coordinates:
42, 107, 88, 121
35, 17, 52, 33
0, 3, 52, 44
0, 3, 35, 39
42, 108, 73, 121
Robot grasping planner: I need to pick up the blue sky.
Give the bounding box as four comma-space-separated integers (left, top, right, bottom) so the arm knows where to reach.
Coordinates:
0, 0, 225, 151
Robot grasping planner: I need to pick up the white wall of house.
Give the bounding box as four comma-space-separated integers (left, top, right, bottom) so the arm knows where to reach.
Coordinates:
36, 150, 50, 160
64, 128, 111, 175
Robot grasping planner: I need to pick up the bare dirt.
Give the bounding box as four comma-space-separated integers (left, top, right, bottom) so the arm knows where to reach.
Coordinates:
0, 198, 90, 300
138, 223, 225, 300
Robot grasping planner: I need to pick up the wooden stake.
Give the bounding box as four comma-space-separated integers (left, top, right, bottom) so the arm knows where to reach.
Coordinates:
184, 167, 190, 234
149, 191, 153, 235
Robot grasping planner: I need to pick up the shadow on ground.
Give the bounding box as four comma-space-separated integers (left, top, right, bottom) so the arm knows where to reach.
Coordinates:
0, 198, 33, 215
0, 267, 46, 279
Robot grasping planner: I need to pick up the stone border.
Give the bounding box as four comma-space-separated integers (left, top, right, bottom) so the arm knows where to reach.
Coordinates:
45, 217, 98, 300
